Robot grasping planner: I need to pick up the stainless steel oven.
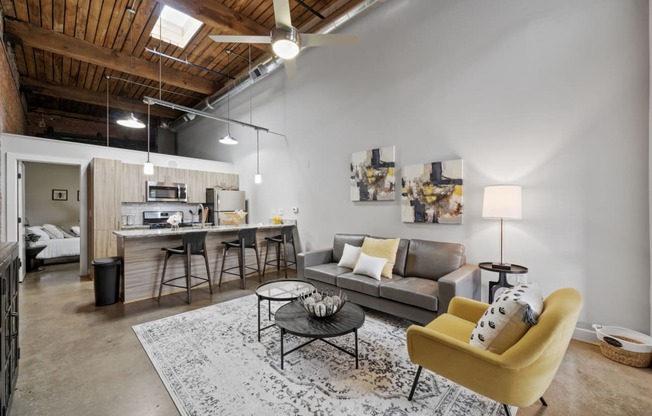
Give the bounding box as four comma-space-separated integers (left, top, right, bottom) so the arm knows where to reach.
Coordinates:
146, 181, 188, 202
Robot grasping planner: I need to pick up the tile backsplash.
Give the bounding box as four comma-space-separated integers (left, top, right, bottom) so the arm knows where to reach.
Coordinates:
122, 203, 201, 225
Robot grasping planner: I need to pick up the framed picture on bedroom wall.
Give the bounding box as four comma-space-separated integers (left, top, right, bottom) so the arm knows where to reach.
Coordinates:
401, 159, 464, 224
52, 189, 68, 201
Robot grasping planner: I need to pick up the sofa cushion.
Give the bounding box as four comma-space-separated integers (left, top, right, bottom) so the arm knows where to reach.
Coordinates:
352, 252, 386, 281
405, 239, 465, 280
337, 272, 391, 297
361, 237, 400, 278
369, 237, 410, 276
304, 263, 351, 286
337, 244, 362, 269
380, 277, 439, 312
332, 234, 367, 263
470, 283, 544, 354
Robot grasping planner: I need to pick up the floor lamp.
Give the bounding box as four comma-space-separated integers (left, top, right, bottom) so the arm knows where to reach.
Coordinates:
482, 185, 522, 270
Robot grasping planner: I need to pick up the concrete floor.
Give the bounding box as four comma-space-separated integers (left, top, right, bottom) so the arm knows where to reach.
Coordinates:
12, 262, 652, 415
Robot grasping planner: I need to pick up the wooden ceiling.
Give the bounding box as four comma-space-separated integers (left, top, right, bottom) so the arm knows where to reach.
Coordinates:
1, 0, 365, 127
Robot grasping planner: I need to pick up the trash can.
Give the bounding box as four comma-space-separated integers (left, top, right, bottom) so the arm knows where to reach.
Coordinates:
92, 257, 121, 306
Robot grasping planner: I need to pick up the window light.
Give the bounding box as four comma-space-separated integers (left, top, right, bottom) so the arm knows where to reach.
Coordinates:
150, 5, 203, 48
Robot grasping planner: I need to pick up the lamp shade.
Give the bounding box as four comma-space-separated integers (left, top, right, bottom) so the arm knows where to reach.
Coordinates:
117, 113, 146, 129
482, 185, 522, 220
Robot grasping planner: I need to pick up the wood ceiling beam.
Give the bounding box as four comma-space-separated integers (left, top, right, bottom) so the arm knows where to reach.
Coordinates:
21, 78, 182, 119
4, 19, 217, 95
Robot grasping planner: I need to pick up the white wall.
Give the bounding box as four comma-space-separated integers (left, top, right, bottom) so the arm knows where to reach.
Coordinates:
24, 162, 80, 227
177, 0, 650, 333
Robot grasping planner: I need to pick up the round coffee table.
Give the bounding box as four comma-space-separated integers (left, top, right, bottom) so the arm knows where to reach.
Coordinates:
275, 301, 365, 370
255, 279, 315, 341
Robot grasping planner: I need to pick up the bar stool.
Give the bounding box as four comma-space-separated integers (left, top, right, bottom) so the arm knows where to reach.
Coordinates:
219, 228, 262, 289
158, 231, 212, 304
263, 225, 297, 279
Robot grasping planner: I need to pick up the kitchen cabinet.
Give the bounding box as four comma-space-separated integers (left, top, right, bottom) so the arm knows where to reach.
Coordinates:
186, 170, 210, 203
0, 243, 20, 416
122, 163, 146, 202
89, 158, 122, 273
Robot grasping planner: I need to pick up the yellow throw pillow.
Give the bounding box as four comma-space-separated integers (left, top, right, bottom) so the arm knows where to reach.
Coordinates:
360, 237, 400, 278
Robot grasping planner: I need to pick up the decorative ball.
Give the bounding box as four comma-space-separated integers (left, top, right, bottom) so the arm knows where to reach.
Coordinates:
298, 289, 347, 319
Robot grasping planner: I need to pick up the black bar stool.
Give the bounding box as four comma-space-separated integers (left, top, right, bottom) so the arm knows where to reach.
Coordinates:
219, 228, 262, 289
263, 225, 297, 279
158, 231, 212, 304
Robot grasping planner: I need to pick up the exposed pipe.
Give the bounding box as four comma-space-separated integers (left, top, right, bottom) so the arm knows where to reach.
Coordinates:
169, 0, 383, 132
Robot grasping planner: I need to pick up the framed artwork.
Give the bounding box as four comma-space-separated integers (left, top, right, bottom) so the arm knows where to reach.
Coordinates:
401, 159, 463, 224
350, 146, 396, 201
52, 189, 68, 201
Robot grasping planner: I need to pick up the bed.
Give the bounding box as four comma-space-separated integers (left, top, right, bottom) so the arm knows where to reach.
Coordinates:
26, 224, 80, 263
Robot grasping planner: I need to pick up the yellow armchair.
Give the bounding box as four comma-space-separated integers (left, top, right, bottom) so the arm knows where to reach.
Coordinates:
406, 288, 582, 415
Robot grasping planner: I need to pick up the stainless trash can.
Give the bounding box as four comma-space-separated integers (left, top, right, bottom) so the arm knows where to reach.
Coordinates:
92, 257, 121, 306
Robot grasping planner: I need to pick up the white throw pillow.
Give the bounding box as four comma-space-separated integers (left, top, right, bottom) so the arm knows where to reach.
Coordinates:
70, 226, 81, 236
352, 252, 387, 281
470, 283, 544, 354
26, 226, 50, 241
338, 244, 362, 269
42, 224, 65, 239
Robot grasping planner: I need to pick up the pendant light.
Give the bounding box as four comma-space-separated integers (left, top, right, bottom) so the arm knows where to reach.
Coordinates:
118, 6, 145, 129
144, 103, 154, 175
219, 51, 238, 145
254, 129, 262, 184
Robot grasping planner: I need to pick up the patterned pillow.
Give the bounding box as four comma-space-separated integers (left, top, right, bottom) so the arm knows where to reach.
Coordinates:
469, 283, 544, 354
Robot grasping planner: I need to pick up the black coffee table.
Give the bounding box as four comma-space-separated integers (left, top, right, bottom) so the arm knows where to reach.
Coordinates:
255, 279, 315, 341
274, 301, 365, 370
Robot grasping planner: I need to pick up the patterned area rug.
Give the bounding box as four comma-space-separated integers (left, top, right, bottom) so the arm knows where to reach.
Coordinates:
133, 295, 509, 416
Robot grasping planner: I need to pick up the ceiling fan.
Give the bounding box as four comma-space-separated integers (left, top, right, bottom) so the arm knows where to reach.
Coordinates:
209, 0, 358, 78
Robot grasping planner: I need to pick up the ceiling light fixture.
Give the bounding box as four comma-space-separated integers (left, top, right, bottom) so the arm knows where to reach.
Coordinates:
255, 129, 262, 184
219, 51, 238, 145
144, 103, 154, 175
118, 7, 145, 129
271, 27, 300, 60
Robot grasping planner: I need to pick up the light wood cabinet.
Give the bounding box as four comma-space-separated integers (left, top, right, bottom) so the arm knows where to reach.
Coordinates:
89, 158, 122, 268
122, 163, 146, 202
187, 170, 210, 203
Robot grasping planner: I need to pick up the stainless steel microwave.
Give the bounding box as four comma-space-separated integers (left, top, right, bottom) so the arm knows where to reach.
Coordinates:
146, 181, 188, 202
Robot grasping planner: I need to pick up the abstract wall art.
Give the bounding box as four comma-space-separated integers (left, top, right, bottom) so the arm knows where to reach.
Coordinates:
401, 159, 463, 224
350, 146, 396, 201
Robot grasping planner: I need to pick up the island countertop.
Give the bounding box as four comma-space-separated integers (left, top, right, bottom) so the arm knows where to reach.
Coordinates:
113, 223, 286, 238
113, 223, 296, 303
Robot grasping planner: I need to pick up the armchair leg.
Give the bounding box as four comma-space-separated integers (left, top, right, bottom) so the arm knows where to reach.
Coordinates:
540, 396, 548, 407
502, 404, 511, 416
407, 366, 422, 401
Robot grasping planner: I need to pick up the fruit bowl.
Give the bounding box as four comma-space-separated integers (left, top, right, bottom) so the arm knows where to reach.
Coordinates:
298, 289, 347, 318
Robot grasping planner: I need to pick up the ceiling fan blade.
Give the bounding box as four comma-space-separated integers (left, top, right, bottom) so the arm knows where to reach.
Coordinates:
273, 0, 293, 29
284, 59, 297, 79
301, 33, 359, 47
209, 35, 271, 44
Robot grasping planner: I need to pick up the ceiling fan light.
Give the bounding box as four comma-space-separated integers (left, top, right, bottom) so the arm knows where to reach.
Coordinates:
117, 113, 146, 129
271, 27, 300, 60
219, 134, 238, 145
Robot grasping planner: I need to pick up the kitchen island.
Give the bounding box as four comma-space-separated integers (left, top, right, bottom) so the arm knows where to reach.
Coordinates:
114, 224, 294, 303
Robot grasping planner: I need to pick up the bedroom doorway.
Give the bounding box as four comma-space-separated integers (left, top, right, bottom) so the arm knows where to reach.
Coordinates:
17, 160, 83, 282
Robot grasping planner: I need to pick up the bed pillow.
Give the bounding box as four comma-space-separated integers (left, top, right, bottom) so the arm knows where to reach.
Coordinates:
57, 226, 75, 238
42, 224, 65, 239
70, 226, 81, 236
361, 237, 400, 278
470, 283, 544, 354
352, 252, 387, 281
337, 244, 362, 269
26, 226, 50, 241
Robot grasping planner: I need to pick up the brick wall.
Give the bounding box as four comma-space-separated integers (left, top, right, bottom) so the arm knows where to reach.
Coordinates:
0, 14, 27, 135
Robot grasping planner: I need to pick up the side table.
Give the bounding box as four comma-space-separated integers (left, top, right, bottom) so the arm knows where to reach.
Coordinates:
25, 245, 47, 272
478, 262, 528, 303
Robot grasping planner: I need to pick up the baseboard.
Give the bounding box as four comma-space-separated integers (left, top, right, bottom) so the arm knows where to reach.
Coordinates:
572, 325, 597, 344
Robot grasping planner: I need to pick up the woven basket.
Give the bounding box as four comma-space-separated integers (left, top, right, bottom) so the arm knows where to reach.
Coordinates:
594, 325, 652, 368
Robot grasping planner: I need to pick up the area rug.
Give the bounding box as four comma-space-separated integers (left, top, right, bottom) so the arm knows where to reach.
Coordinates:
133, 295, 510, 416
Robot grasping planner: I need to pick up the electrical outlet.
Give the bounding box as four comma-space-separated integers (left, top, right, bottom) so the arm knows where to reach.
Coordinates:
292, 207, 299, 214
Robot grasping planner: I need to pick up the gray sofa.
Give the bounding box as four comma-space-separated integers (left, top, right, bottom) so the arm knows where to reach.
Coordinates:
297, 234, 480, 324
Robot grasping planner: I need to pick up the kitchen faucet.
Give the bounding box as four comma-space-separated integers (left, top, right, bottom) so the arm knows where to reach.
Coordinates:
197, 204, 205, 227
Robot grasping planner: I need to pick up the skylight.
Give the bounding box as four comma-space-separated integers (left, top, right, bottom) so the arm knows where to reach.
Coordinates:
150, 5, 203, 48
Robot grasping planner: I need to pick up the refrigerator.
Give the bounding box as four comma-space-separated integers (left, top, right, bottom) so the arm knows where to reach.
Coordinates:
205, 189, 247, 225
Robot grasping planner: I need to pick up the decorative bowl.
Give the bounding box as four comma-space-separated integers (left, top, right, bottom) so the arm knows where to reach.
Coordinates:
298, 289, 347, 318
